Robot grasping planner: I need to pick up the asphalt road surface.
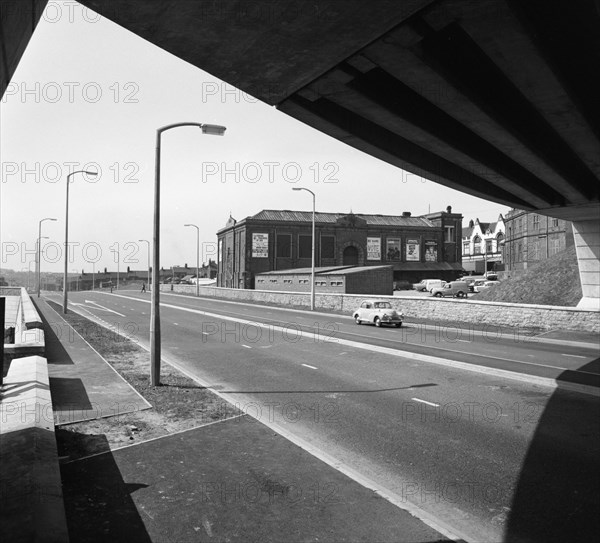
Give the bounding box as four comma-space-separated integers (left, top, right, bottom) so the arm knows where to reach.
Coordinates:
47, 290, 600, 542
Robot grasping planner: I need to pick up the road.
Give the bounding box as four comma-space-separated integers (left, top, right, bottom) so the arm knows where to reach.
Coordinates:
47, 290, 600, 542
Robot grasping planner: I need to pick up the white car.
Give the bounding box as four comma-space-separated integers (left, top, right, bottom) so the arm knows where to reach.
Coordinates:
353, 300, 404, 327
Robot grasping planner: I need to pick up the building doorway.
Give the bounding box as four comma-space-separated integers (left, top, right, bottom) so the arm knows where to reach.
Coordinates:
343, 245, 359, 265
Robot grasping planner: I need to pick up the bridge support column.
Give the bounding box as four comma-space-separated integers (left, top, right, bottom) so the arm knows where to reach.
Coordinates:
573, 220, 600, 310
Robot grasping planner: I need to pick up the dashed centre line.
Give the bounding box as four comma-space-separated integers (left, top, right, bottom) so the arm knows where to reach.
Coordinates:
302, 363, 318, 370
561, 354, 587, 359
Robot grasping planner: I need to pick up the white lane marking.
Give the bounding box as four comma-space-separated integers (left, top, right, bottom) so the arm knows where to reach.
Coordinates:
456, 339, 471, 343
97, 292, 600, 395
81, 300, 126, 317
562, 354, 587, 359
242, 344, 252, 349
174, 323, 179, 326
302, 363, 318, 369
411, 397, 440, 407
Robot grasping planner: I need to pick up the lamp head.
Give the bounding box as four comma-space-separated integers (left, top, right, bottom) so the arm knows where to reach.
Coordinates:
201, 124, 226, 136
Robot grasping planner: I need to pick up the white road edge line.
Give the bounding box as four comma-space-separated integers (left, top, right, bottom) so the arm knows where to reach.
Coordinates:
561, 354, 587, 358
411, 397, 440, 407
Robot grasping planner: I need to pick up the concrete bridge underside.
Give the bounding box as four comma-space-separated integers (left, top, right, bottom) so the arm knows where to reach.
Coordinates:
3, 0, 599, 307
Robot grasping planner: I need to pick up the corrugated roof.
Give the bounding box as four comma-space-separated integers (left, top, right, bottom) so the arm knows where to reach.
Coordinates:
250, 210, 435, 228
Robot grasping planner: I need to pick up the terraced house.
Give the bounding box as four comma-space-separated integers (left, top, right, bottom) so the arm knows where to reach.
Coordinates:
217, 206, 462, 289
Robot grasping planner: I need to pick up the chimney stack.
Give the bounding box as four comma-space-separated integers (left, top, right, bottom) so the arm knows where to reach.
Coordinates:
446, 205, 452, 214
402, 211, 411, 217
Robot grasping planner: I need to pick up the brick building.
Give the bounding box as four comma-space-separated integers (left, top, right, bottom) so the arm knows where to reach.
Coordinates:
503, 209, 573, 271
256, 265, 393, 296
217, 206, 463, 289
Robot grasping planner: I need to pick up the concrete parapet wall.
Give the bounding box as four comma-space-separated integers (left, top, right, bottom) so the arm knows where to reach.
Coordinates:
160, 284, 600, 332
20, 288, 43, 329
0, 356, 69, 543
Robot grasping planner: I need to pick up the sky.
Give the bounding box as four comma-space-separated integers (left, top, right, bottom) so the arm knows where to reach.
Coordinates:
0, 0, 510, 276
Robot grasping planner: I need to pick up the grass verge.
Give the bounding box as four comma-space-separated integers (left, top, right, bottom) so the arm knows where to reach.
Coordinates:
47, 300, 240, 462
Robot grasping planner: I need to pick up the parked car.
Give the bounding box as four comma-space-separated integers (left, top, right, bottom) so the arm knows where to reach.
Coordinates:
471, 279, 487, 292
463, 276, 486, 292
431, 280, 469, 298
474, 280, 500, 293
353, 300, 404, 327
413, 279, 445, 292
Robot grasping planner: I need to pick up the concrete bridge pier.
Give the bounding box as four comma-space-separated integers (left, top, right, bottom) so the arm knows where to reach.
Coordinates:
573, 220, 600, 310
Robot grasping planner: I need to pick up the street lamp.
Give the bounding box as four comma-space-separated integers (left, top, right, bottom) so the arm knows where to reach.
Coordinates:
72, 269, 79, 291
292, 187, 316, 310
139, 239, 151, 291
37, 218, 56, 297
184, 224, 200, 297
151, 122, 226, 386
63, 170, 97, 313
110, 246, 120, 291
28, 261, 35, 291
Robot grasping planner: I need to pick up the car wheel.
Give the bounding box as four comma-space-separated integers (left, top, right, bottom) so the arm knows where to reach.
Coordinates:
434, 292, 442, 298
374, 317, 381, 327
354, 315, 361, 325
456, 291, 465, 298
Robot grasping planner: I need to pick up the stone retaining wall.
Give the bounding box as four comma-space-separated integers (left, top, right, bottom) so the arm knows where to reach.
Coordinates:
161, 284, 600, 332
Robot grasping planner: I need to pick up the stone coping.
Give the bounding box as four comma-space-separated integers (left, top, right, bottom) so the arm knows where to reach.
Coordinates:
0, 356, 69, 542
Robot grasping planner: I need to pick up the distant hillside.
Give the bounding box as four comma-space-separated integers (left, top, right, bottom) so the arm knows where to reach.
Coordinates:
473, 245, 582, 307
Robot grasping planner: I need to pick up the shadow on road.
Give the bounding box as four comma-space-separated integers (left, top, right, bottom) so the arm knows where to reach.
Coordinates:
505, 359, 600, 541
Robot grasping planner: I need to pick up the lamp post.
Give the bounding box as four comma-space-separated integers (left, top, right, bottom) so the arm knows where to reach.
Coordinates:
292, 187, 316, 310
72, 269, 79, 291
110, 246, 120, 291
92, 262, 95, 291
139, 239, 150, 291
28, 261, 35, 291
37, 218, 56, 297
63, 170, 97, 313
151, 122, 226, 386
184, 224, 200, 297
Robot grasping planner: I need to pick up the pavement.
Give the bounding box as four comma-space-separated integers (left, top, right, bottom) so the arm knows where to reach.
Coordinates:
36, 297, 452, 543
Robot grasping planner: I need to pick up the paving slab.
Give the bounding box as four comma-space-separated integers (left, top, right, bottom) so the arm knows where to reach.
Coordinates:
60, 416, 448, 543
35, 298, 151, 424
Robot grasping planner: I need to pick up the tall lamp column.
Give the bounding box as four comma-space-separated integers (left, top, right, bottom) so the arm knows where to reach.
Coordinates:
63, 170, 97, 313
184, 223, 200, 297
151, 122, 226, 386
37, 218, 56, 297
292, 187, 316, 310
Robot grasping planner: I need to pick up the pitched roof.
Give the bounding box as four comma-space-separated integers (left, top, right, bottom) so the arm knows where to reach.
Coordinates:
248, 210, 435, 228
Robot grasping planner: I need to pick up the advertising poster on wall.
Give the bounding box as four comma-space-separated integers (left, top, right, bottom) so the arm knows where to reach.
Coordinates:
218, 239, 223, 263
406, 239, 420, 261
252, 233, 269, 258
425, 241, 438, 262
367, 237, 381, 260
386, 238, 401, 260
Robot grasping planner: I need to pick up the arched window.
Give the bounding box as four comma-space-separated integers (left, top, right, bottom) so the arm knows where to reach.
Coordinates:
473, 235, 482, 254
